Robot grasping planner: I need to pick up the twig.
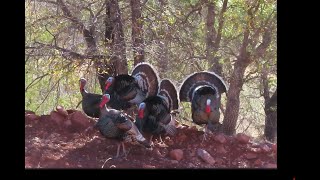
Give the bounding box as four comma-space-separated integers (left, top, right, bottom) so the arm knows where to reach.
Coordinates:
25, 73, 49, 92
35, 77, 63, 112
76, 100, 82, 108
101, 157, 112, 168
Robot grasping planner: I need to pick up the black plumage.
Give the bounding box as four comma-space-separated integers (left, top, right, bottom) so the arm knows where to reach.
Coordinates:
79, 78, 101, 118
104, 62, 160, 107
135, 79, 179, 143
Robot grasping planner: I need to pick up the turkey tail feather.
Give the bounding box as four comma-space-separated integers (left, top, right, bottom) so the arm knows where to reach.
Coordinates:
179, 71, 228, 102
159, 79, 179, 111
131, 62, 160, 98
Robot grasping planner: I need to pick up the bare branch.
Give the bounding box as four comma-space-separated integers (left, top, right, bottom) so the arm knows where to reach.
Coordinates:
30, 42, 106, 60
25, 73, 49, 92
56, 0, 97, 53
34, 0, 57, 5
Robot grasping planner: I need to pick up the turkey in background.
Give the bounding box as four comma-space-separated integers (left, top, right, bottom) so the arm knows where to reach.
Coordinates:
79, 78, 102, 118
94, 94, 152, 158
103, 62, 160, 108
179, 71, 228, 142
135, 79, 179, 146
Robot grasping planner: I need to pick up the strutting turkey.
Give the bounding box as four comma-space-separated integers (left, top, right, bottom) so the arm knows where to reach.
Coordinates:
79, 78, 102, 118
179, 71, 228, 142
104, 62, 160, 108
135, 79, 179, 146
94, 94, 152, 158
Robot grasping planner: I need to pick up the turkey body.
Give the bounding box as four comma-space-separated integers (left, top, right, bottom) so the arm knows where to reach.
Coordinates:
81, 92, 102, 118
95, 94, 151, 156
135, 79, 179, 137
79, 78, 101, 118
136, 96, 174, 136
179, 72, 228, 133
104, 62, 160, 109
191, 86, 221, 131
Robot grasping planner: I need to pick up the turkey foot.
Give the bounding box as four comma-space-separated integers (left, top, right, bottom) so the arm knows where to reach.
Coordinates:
201, 125, 209, 144
156, 135, 168, 148
114, 142, 130, 159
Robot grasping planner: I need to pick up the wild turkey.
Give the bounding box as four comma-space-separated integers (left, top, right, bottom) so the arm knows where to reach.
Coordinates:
95, 94, 152, 158
104, 62, 160, 107
79, 78, 102, 118
135, 79, 179, 145
179, 71, 228, 142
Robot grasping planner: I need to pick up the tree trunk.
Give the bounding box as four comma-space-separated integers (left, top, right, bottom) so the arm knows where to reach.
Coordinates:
222, 29, 251, 135
205, 2, 220, 75
223, 55, 251, 135
206, 0, 228, 76
264, 87, 277, 142
97, 0, 127, 91
109, 0, 128, 74
130, 0, 144, 65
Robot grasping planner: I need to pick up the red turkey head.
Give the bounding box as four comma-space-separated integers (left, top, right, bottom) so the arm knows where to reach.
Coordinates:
138, 102, 146, 119
205, 99, 211, 115
104, 77, 114, 91
79, 78, 87, 91
99, 94, 110, 108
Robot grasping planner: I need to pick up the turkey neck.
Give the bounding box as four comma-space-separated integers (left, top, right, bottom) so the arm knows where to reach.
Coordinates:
80, 87, 88, 97
100, 105, 120, 118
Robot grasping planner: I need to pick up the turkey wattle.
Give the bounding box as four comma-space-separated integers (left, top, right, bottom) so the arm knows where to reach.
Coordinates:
79, 78, 102, 118
179, 71, 228, 141
104, 62, 160, 106
135, 79, 179, 145
95, 94, 151, 158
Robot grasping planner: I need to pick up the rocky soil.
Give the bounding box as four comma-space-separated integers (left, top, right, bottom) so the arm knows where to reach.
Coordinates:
25, 107, 277, 169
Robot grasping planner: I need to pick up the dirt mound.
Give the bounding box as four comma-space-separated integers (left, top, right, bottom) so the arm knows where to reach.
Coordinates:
25, 110, 277, 169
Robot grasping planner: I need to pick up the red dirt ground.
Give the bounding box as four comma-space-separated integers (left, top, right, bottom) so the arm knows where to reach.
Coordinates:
25, 110, 277, 169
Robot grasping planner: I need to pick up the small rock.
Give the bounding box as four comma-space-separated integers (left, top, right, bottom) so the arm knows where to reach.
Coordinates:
197, 148, 215, 165
169, 149, 184, 161
26, 114, 40, 121
69, 111, 91, 129
65, 162, 69, 166
248, 147, 262, 153
214, 134, 227, 144
264, 163, 277, 168
56, 106, 68, 117
50, 111, 65, 126
260, 144, 271, 153
245, 152, 258, 159
143, 164, 156, 168
216, 145, 227, 154
110, 165, 116, 168
236, 133, 251, 144
254, 159, 262, 166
